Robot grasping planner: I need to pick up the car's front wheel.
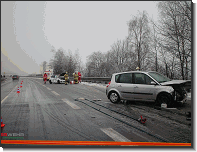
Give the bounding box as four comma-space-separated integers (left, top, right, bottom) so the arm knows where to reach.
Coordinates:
157, 93, 173, 107
49, 80, 52, 84
58, 80, 60, 84
109, 92, 120, 103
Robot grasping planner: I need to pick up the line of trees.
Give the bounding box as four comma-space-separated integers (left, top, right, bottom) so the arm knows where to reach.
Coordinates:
85, 1, 191, 80
48, 47, 85, 76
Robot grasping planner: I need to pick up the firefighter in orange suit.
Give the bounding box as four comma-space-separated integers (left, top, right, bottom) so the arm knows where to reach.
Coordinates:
64, 72, 69, 85
78, 72, 81, 83
74, 72, 79, 84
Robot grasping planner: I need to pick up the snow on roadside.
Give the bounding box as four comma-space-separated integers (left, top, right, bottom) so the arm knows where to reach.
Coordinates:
187, 92, 191, 100
81, 82, 106, 88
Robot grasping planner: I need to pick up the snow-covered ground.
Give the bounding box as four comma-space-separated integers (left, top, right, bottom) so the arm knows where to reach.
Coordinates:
81, 82, 107, 89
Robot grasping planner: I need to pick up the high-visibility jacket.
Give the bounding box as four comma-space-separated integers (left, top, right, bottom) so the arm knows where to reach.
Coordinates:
74, 73, 78, 81
64, 74, 68, 80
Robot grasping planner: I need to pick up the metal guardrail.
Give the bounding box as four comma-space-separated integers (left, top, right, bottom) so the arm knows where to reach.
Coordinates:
81, 77, 111, 84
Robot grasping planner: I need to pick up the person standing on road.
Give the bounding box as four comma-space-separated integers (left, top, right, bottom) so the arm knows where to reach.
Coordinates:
74, 72, 79, 84
43, 73, 47, 84
64, 72, 69, 85
78, 71, 81, 83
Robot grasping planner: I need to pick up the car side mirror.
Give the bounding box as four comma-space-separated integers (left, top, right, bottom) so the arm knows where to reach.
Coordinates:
151, 81, 156, 85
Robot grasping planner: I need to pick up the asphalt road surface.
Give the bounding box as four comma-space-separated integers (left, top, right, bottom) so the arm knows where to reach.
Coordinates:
1, 77, 192, 146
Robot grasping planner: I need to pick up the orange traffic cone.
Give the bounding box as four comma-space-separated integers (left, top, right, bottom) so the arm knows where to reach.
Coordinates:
1, 117, 5, 128
17, 87, 20, 96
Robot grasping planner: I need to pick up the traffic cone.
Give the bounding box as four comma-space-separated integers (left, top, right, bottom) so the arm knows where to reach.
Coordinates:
138, 115, 147, 124
17, 87, 20, 96
21, 82, 22, 84
1, 117, 5, 128
20, 84, 22, 88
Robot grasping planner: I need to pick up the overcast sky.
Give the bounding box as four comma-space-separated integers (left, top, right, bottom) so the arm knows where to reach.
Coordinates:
1, 1, 163, 74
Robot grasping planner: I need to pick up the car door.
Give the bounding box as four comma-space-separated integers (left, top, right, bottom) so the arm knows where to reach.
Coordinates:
133, 73, 157, 102
54, 75, 58, 83
115, 73, 135, 100
50, 75, 55, 83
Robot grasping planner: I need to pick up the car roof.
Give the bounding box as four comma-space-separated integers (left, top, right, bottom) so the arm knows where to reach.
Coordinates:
112, 71, 156, 75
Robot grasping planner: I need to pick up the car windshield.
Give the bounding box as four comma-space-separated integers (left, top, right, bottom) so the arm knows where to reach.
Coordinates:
148, 72, 171, 83
13, 75, 17, 77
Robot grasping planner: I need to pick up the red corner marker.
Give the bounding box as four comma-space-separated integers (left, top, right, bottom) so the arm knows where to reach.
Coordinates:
1, 117, 5, 128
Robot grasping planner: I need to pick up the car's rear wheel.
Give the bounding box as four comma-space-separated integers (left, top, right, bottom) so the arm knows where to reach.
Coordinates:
49, 80, 52, 84
109, 92, 120, 103
157, 93, 172, 107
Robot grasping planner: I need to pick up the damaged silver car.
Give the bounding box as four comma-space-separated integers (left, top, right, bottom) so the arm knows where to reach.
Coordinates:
106, 71, 189, 106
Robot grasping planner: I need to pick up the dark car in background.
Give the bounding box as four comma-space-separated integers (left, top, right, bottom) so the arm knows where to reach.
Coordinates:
12, 75, 19, 80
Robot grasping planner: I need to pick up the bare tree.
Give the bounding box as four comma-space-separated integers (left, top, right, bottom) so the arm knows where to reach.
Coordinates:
127, 11, 151, 70
157, 1, 191, 80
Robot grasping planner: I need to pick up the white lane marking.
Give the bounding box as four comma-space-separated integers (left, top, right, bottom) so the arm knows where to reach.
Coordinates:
51, 91, 60, 96
100, 128, 131, 142
42, 85, 47, 87
1, 84, 18, 104
46, 87, 51, 90
1, 96, 8, 104
62, 99, 81, 109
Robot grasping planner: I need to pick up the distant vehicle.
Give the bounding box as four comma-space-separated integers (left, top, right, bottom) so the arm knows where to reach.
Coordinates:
106, 71, 188, 106
12, 75, 19, 80
43, 70, 52, 81
49, 75, 65, 84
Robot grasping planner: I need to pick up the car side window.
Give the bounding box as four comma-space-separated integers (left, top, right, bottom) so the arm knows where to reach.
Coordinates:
115, 74, 120, 83
118, 73, 132, 83
134, 73, 145, 84
144, 74, 153, 85
134, 73, 153, 85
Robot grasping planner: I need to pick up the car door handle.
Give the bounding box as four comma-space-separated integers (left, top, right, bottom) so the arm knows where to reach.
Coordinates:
134, 86, 138, 88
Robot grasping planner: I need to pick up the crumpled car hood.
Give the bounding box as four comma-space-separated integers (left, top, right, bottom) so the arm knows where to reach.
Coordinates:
160, 80, 189, 86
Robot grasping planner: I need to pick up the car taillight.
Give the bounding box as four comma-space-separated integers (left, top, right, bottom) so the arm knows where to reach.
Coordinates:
17, 76, 18, 78
106, 81, 111, 87
12, 77, 14, 78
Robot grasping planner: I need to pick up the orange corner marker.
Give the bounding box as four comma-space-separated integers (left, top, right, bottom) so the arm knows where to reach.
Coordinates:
0, 140, 191, 146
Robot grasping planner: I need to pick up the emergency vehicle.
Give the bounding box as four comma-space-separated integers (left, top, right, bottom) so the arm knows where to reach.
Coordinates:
43, 70, 53, 81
